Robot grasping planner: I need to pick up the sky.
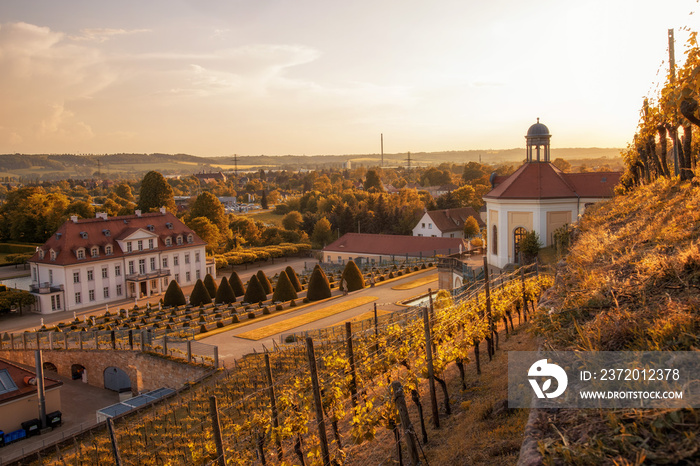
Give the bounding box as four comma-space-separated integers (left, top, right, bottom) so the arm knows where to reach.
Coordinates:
0, 0, 697, 158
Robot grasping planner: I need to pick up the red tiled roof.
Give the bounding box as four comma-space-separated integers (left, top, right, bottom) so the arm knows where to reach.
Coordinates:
426, 207, 486, 232
0, 358, 62, 405
323, 233, 467, 256
29, 211, 206, 266
484, 162, 620, 200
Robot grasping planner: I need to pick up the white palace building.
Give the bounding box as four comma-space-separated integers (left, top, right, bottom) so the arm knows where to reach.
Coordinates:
28, 208, 215, 314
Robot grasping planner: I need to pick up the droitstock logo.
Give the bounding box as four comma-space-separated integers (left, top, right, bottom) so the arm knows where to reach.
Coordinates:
527, 358, 568, 399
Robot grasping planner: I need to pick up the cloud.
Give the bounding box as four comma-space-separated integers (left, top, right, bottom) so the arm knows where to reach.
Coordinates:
72, 28, 151, 43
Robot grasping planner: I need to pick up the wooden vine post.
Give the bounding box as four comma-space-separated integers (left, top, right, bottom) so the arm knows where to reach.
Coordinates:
521, 267, 528, 322
391, 382, 422, 466
264, 353, 283, 462
422, 296, 440, 429
373, 302, 380, 355
305, 337, 331, 466
345, 322, 358, 407
107, 418, 122, 466
483, 256, 495, 356
209, 395, 226, 466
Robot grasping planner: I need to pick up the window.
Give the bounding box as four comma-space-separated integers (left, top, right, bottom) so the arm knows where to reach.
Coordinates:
73, 272, 80, 283
162, 257, 168, 268
150, 257, 156, 271
139, 259, 146, 274
450, 233, 455, 238
176, 235, 183, 245
338, 256, 341, 263
75, 292, 81, 304
87, 270, 94, 281
174, 255, 179, 266
49, 270, 53, 283
148, 239, 154, 249
77, 249, 85, 259
513, 227, 527, 263
137, 240, 143, 251
127, 242, 132, 252
195, 252, 200, 262
428, 223, 432, 229
105, 245, 113, 255
39, 250, 45, 259
0, 369, 19, 395
51, 295, 60, 311
184, 253, 190, 264
163, 278, 168, 287
186, 271, 191, 282
102, 267, 108, 279
115, 265, 121, 276
103, 287, 109, 298
187, 234, 193, 243
196, 269, 201, 280
50, 250, 56, 261
165, 237, 172, 246
88, 289, 95, 301
116, 284, 122, 296
422, 223, 425, 228
175, 273, 180, 283
128, 261, 135, 275
492, 225, 498, 255
91, 246, 99, 257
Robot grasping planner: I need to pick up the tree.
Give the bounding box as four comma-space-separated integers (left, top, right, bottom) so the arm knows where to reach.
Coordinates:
364, 169, 384, 191
229, 271, 246, 297
203, 273, 218, 299
307, 265, 332, 301
552, 158, 571, 172
188, 191, 230, 238
214, 276, 236, 304
187, 217, 221, 252
256, 270, 273, 295
137, 171, 176, 213
243, 274, 267, 303
282, 211, 303, 231
285, 266, 303, 292
0, 289, 35, 315
463, 216, 480, 239
311, 217, 334, 248
462, 161, 488, 183
272, 270, 298, 302
163, 280, 187, 307
189, 279, 212, 307
341, 260, 365, 292
261, 189, 269, 209
519, 230, 542, 264
113, 183, 135, 202
436, 191, 460, 209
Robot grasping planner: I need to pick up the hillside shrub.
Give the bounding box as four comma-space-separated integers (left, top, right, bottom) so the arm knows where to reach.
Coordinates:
163, 280, 187, 307
247, 312, 256, 320
262, 307, 270, 315
189, 279, 212, 307
243, 275, 267, 304
341, 260, 366, 292
306, 265, 331, 301
214, 277, 236, 305
203, 274, 218, 299
276, 304, 283, 311
272, 270, 298, 302
257, 270, 273, 295
285, 266, 303, 292
231, 314, 239, 323
229, 271, 245, 297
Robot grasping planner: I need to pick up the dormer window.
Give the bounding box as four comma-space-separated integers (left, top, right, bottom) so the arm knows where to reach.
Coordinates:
187, 234, 193, 244
165, 237, 172, 246
76, 248, 85, 260
103, 229, 111, 237
126, 242, 132, 253
147, 224, 155, 231
91, 246, 99, 257
137, 240, 143, 251
105, 245, 113, 255
176, 235, 183, 245
166, 222, 173, 229
80, 232, 88, 239
39, 250, 45, 260
50, 250, 56, 261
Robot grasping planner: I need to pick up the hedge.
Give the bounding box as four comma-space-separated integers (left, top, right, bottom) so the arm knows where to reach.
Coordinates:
203, 274, 218, 299
256, 270, 273, 295
341, 260, 365, 292
285, 266, 303, 292
307, 265, 331, 301
243, 274, 267, 304
189, 279, 212, 307
229, 271, 246, 297
214, 277, 236, 305
163, 280, 187, 307
214, 243, 312, 268
272, 270, 298, 302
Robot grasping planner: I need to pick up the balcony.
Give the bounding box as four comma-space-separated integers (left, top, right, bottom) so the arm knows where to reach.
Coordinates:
30, 282, 64, 294
125, 268, 170, 282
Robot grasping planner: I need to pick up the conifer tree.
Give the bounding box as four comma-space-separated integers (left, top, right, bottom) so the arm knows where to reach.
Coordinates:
203, 273, 218, 300
215, 276, 236, 304
163, 280, 186, 307
341, 260, 366, 292
229, 271, 245, 297
189, 279, 212, 307
256, 270, 273, 295
272, 270, 298, 302
243, 274, 267, 304
285, 265, 303, 292
307, 265, 332, 301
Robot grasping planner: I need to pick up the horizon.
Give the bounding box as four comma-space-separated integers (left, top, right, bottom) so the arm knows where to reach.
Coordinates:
0, 1, 695, 157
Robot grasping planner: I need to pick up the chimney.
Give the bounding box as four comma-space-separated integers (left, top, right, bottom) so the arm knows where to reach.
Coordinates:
159, 206, 166, 214
96, 212, 108, 220
70, 215, 78, 223
135, 210, 142, 217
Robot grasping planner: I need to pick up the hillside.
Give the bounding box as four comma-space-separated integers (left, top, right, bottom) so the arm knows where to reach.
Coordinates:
530, 176, 700, 463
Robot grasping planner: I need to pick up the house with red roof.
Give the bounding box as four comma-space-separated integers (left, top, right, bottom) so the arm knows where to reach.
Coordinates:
28, 208, 215, 314
412, 207, 485, 239
483, 120, 620, 268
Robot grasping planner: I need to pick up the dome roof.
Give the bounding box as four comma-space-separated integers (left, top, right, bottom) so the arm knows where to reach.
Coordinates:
526, 118, 550, 137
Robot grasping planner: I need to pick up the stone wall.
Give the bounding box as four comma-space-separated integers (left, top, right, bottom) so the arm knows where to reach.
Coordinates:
0, 349, 212, 395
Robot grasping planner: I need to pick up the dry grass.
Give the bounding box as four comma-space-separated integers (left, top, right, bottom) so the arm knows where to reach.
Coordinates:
390, 273, 438, 290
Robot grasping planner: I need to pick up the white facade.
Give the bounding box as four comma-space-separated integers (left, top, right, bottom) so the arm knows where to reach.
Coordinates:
412, 212, 460, 238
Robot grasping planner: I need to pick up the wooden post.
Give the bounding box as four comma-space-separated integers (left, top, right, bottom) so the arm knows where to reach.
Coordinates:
35, 332, 40, 349
422, 305, 440, 429
209, 396, 226, 466
79, 331, 83, 350
391, 382, 421, 466
264, 353, 283, 462
187, 340, 193, 363
129, 330, 134, 350
94, 331, 99, 350
373, 303, 380, 355
111, 331, 116, 350
305, 337, 331, 466
163, 335, 168, 355
483, 257, 495, 355
521, 268, 528, 322
107, 418, 123, 466
345, 322, 358, 407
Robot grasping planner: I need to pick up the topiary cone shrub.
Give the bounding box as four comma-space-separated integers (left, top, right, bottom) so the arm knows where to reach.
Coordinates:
341, 260, 366, 292
256, 270, 273, 295
203, 274, 218, 299
272, 270, 298, 302
285, 266, 303, 292
189, 279, 212, 307
244, 274, 268, 304
307, 265, 331, 301
163, 280, 187, 307
229, 271, 245, 297
215, 276, 236, 305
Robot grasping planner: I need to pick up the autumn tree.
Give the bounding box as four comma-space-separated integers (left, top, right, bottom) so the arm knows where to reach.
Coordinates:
186, 217, 221, 252
311, 217, 334, 248
137, 171, 176, 213
363, 169, 384, 191
463, 216, 480, 238
188, 192, 230, 238
282, 211, 303, 230
552, 158, 571, 172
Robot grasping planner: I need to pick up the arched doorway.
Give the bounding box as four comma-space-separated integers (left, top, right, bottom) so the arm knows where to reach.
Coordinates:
43, 362, 57, 373
104, 366, 131, 393
71, 364, 86, 381
513, 227, 527, 263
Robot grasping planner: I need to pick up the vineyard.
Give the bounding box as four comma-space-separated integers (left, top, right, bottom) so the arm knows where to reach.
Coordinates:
13, 265, 552, 465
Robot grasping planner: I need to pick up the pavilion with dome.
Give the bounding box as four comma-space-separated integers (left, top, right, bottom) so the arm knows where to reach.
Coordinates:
483, 120, 621, 268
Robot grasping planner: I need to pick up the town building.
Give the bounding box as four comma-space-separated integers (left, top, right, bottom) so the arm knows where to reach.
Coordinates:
322, 233, 467, 266
0, 358, 62, 435
28, 208, 215, 314
412, 207, 485, 238
483, 120, 621, 268
194, 171, 227, 183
